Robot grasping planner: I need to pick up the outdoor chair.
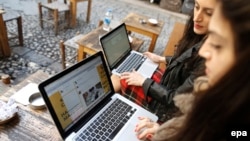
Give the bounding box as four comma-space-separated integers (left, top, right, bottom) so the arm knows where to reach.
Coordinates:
38, 0, 71, 35
159, 22, 185, 70
3, 9, 23, 46
59, 34, 84, 69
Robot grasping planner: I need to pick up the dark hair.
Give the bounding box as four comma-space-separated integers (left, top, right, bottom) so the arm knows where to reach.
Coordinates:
174, 12, 206, 77
166, 0, 250, 140
175, 12, 205, 57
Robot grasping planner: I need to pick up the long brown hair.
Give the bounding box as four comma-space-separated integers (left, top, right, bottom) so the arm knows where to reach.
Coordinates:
174, 12, 206, 77
175, 12, 205, 57
166, 0, 250, 140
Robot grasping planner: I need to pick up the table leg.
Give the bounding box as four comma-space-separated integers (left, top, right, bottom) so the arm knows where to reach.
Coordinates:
0, 13, 11, 57
17, 16, 23, 46
77, 46, 87, 61
70, 0, 77, 27
86, 0, 91, 23
148, 35, 158, 52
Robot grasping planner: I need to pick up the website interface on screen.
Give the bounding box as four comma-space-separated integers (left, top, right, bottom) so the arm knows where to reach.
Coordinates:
44, 56, 111, 131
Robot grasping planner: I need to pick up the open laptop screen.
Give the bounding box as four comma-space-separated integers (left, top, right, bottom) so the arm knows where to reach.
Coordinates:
100, 23, 131, 69
39, 52, 112, 136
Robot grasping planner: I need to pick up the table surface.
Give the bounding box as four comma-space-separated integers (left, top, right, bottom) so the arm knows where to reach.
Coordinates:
122, 12, 164, 36
0, 70, 62, 141
122, 12, 164, 52
76, 26, 108, 52
76, 25, 144, 61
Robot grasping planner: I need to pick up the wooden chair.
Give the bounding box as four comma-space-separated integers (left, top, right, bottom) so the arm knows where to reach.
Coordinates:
38, 0, 71, 35
59, 34, 84, 69
3, 9, 23, 46
159, 22, 186, 70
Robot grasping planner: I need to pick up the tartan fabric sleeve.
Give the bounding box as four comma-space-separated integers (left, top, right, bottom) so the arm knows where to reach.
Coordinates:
120, 68, 164, 109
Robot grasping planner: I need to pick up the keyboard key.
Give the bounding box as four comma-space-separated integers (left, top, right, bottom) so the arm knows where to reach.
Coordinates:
76, 99, 135, 140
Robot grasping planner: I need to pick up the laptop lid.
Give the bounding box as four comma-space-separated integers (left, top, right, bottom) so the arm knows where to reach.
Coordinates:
100, 23, 132, 70
38, 51, 114, 140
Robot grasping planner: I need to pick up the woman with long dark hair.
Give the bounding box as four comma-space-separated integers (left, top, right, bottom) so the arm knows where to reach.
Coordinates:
135, 0, 250, 140
168, 0, 250, 140
112, 0, 216, 122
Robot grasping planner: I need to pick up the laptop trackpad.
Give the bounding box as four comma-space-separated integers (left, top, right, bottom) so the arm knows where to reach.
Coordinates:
114, 122, 139, 141
137, 59, 158, 78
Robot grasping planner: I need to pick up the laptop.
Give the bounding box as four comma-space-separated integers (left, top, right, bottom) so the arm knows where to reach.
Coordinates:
38, 51, 158, 141
100, 23, 158, 78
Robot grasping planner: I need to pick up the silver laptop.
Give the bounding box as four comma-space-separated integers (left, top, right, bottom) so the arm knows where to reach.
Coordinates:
100, 23, 158, 78
38, 51, 158, 141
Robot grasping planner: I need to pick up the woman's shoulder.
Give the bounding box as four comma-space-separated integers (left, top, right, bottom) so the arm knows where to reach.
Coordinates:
173, 76, 209, 113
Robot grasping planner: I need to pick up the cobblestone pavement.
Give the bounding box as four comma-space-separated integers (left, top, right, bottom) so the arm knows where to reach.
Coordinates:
0, 0, 188, 84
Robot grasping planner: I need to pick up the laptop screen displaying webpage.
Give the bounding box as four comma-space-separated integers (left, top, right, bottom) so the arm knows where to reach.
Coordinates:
101, 23, 131, 68
39, 52, 112, 137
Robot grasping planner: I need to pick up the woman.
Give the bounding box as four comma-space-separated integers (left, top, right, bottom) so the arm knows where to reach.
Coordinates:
116, 0, 216, 122
168, 0, 250, 140
136, 0, 250, 140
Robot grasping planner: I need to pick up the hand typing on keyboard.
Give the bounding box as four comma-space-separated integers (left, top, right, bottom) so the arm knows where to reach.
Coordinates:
135, 117, 160, 140
120, 69, 146, 86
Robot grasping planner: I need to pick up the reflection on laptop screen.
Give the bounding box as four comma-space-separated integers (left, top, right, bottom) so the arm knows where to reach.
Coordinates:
101, 24, 131, 68
43, 56, 111, 132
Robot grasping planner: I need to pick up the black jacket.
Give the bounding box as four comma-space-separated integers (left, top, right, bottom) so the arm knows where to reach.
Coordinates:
142, 42, 204, 122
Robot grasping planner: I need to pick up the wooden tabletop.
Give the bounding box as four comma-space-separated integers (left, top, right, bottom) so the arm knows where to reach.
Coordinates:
122, 13, 164, 52
2, 9, 21, 22
76, 25, 144, 61
0, 70, 62, 141
122, 13, 164, 36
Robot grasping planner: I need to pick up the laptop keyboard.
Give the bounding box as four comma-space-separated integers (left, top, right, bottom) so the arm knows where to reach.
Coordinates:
75, 99, 137, 141
116, 53, 146, 73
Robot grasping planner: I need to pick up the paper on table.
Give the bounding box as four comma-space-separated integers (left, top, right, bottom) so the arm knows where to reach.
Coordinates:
11, 83, 39, 105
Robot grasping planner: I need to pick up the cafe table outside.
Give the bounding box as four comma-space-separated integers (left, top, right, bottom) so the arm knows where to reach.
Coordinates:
76, 24, 144, 61
122, 12, 164, 53
0, 70, 62, 141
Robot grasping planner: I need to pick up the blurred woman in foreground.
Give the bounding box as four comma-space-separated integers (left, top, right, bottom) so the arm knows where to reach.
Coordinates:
136, 0, 250, 140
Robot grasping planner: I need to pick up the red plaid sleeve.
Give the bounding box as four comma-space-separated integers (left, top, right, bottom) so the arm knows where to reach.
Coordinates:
120, 68, 164, 108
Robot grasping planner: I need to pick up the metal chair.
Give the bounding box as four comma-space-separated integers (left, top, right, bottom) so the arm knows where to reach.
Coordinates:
38, 0, 71, 35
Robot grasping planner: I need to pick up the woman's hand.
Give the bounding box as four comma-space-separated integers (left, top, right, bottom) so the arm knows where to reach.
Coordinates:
120, 70, 146, 86
143, 52, 165, 63
135, 117, 160, 140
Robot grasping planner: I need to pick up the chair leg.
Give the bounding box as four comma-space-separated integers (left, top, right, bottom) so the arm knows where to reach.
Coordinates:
86, 0, 92, 23
38, 2, 43, 29
17, 16, 23, 46
60, 40, 66, 69
54, 9, 58, 35
65, 11, 70, 28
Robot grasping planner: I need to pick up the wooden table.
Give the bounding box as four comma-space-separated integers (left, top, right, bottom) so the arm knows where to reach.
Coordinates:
70, 0, 91, 27
122, 13, 164, 52
0, 10, 10, 57
76, 26, 144, 61
0, 70, 62, 141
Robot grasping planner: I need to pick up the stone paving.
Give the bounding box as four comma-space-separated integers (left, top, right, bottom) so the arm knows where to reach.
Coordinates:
0, 0, 188, 85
